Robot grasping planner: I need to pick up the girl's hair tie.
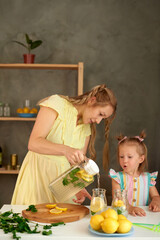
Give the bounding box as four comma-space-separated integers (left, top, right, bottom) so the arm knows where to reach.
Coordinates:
135, 136, 144, 142
118, 136, 127, 144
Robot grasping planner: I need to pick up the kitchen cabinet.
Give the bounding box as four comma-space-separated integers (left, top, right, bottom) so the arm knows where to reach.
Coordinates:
0, 62, 84, 174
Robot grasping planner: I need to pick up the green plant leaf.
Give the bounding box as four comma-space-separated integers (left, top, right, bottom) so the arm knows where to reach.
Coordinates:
12, 41, 28, 50
25, 34, 32, 44
30, 40, 42, 49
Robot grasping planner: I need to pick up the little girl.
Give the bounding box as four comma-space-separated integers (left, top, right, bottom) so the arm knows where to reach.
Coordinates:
109, 131, 160, 216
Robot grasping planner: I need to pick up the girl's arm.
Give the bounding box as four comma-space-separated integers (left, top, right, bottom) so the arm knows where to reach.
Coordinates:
111, 178, 121, 198
149, 186, 160, 212
28, 106, 85, 165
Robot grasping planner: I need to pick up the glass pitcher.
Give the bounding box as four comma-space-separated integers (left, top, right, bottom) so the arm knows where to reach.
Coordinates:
49, 159, 99, 202
111, 189, 128, 217
90, 188, 107, 215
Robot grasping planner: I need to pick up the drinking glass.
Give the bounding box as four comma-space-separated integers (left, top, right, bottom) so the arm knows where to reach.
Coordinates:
90, 188, 107, 215
111, 189, 128, 217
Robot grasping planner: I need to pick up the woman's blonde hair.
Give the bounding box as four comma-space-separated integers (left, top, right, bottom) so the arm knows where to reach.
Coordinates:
116, 130, 148, 173
38, 84, 117, 169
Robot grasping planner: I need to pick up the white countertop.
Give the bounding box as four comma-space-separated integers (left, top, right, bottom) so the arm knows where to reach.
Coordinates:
0, 205, 160, 239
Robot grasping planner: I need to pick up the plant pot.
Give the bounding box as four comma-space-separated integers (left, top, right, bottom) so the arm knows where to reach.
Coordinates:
23, 54, 35, 64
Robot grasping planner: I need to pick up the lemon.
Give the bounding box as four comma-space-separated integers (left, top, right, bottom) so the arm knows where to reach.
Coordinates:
46, 204, 57, 209
49, 208, 62, 214
23, 107, 30, 113
30, 108, 38, 114
90, 214, 104, 231
101, 217, 119, 234
16, 108, 23, 113
101, 208, 118, 220
90, 197, 104, 213
113, 200, 125, 207
117, 219, 132, 233
56, 206, 67, 212
81, 175, 94, 182
118, 214, 127, 220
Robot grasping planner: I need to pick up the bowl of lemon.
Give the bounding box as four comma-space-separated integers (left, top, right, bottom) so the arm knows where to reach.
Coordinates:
16, 107, 38, 118
89, 208, 134, 237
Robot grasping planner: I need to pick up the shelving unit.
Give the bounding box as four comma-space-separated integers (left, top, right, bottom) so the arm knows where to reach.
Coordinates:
0, 62, 84, 174
0, 168, 19, 174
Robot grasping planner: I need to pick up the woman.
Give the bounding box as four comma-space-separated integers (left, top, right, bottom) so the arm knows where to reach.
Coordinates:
11, 84, 117, 205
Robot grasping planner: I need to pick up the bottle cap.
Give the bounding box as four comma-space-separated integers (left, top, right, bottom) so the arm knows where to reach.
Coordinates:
84, 159, 99, 175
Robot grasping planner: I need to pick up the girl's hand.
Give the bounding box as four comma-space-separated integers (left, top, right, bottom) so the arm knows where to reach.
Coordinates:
149, 197, 160, 212
64, 146, 85, 165
128, 205, 146, 216
72, 189, 92, 204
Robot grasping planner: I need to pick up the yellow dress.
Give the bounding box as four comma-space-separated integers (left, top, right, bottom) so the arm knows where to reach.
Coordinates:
11, 95, 91, 205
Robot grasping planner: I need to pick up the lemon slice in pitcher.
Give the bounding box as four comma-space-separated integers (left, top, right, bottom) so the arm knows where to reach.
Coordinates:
90, 197, 104, 213
50, 208, 62, 214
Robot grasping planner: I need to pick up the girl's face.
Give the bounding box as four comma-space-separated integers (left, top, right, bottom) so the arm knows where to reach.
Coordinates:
119, 144, 144, 176
82, 103, 114, 124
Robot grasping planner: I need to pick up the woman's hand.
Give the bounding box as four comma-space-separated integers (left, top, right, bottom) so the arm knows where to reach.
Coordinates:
64, 146, 85, 165
72, 189, 92, 204
128, 205, 146, 216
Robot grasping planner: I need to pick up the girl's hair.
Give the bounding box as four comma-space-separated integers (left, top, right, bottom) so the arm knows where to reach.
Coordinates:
38, 84, 117, 169
117, 130, 148, 173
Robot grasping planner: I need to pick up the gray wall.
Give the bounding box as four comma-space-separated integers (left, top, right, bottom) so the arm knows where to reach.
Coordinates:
0, 0, 160, 207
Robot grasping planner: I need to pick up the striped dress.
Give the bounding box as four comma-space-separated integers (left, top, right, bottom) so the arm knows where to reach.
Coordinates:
109, 169, 158, 206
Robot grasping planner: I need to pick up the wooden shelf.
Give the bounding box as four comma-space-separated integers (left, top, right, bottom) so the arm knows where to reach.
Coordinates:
0, 62, 84, 95
0, 117, 36, 121
0, 167, 19, 174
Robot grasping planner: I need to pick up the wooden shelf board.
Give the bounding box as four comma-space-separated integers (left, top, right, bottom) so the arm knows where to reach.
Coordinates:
0, 168, 19, 174
0, 63, 78, 70
0, 117, 36, 121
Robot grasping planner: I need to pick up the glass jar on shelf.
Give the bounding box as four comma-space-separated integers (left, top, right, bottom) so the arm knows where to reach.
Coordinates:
111, 189, 128, 217
0, 102, 3, 117
3, 103, 10, 117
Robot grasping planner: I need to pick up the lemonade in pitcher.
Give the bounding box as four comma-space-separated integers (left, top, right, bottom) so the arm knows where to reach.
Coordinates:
49, 159, 99, 202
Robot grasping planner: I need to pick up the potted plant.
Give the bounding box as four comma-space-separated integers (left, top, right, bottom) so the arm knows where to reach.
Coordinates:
13, 34, 43, 63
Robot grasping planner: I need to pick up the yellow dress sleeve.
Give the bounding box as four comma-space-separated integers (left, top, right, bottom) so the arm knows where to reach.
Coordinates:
39, 95, 65, 119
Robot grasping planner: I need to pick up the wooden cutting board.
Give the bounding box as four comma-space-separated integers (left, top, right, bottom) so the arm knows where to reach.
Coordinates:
22, 203, 89, 223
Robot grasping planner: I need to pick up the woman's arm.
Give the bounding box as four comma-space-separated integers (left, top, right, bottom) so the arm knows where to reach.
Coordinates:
149, 186, 160, 212
28, 106, 85, 165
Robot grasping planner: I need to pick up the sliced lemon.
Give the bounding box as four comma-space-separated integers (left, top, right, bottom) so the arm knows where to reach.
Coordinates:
77, 169, 85, 174
81, 175, 94, 182
46, 204, 57, 209
56, 206, 68, 212
90, 197, 104, 213
49, 208, 62, 214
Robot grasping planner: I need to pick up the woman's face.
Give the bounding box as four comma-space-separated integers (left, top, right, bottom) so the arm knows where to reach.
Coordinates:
82, 103, 114, 124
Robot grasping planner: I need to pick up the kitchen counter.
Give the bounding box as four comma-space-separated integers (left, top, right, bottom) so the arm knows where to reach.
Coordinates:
0, 205, 160, 239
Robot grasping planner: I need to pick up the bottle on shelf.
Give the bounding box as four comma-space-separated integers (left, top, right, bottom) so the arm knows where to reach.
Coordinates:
49, 159, 99, 202
25, 99, 30, 108
3, 103, 10, 117
0, 145, 2, 168
0, 102, 3, 117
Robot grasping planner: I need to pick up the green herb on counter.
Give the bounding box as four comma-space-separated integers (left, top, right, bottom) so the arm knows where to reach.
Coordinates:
0, 210, 65, 239
26, 205, 37, 212
42, 229, 52, 235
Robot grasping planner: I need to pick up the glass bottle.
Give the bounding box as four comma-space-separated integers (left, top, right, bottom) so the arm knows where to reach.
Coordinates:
3, 103, 10, 117
49, 159, 99, 202
0, 102, 3, 116
90, 188, 107, 215
111, 189, 128, 217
